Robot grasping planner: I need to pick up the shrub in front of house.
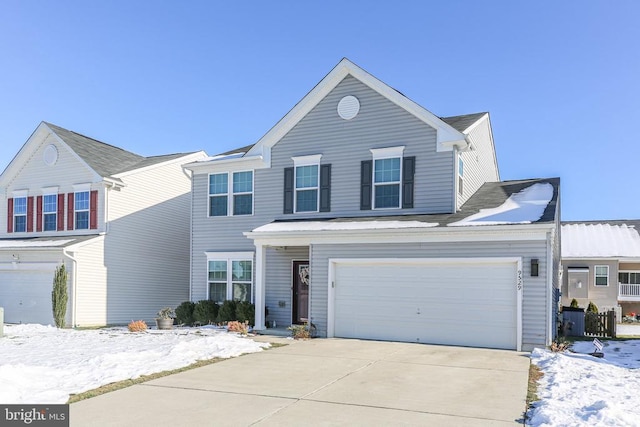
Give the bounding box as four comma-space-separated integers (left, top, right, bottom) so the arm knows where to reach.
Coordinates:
235, 301, 255, 326
193, 300, 219, 325
217, 300, 237, 323
570, 299, 579, 308
128, 320, 148, 332
175, 301, 196, 326
587, 301, 599, 313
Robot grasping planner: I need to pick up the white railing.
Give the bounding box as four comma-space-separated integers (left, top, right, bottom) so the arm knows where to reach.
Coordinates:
619, 283, 640, 301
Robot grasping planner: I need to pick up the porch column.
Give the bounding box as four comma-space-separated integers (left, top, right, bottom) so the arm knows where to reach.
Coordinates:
254, 242, 266, 331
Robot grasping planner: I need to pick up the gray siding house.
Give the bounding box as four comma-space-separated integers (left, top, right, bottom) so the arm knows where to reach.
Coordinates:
185, 58, 560, 351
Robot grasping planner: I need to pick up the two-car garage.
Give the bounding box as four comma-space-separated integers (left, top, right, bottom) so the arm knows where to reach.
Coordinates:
329, 258, 522, 350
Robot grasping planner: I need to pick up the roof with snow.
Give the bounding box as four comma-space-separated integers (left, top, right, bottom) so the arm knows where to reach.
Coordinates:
562, 222, 640, 258
251, 178, 560, 234
45, 123, 197, 178
0, 235, 101, 249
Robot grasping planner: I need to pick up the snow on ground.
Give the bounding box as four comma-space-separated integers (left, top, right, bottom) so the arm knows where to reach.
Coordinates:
253, 220, 439, 232
0, 324, 269, 404
528, 339, 640, 426
449, 182, 554, 226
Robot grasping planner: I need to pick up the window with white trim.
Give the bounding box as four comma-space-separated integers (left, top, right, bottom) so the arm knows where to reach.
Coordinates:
206, 253, 253, 304
209, 171, 253, 216
75, 191, 90, 229
595, 265, 609, 286
43, 194, 57, 231
13, 196, 27, 232
292, 154, 321, 213
619, 271, 640, 285
371, 146, 404, 209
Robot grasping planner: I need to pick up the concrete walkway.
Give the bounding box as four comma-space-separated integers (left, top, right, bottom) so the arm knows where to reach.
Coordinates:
70, 338, 530, 426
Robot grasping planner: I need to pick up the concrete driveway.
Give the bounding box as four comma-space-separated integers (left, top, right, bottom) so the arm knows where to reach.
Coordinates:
71, 337, 530, 426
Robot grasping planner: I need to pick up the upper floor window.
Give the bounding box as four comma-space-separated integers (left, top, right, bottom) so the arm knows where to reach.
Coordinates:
209, 171, 253, 217
232, 171, 253, 215
75, 191, 90, 229
458, 157, 464, 196
595, 265, 609, 286
43, 194, 57, 231
362, 146, 414, 211
295, 165, 319, 212
619, 271, 640, 285
374, 157, 401, 209
13, 197, 27, 232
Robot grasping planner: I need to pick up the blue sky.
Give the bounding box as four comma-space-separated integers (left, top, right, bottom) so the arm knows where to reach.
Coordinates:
0, 1, 638, 220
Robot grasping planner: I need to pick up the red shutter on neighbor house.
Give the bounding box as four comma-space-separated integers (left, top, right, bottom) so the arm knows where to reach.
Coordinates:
26, 196, 34, 232
67, 193, 74, 230
36, 196, 43, 232
89, 190, 98, 229
57, 194, 65, 231
7, 198, 13, 233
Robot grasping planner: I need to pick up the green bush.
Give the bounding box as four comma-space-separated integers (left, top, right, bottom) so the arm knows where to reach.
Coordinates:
235, 301, 255, 326
193, 300, 218, 325
217, 300, 237, 323
52, 264, 68, 328
570, 299, 579, 308
587, 301, 599, 313
175, 301, 195, 325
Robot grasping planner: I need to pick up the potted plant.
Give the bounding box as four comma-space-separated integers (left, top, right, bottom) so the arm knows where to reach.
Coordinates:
155, 307, 176, 330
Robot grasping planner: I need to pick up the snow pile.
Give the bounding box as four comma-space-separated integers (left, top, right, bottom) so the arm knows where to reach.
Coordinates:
450, 183, 554, 226
528, 340, 640, 426
0, 324, 269, 404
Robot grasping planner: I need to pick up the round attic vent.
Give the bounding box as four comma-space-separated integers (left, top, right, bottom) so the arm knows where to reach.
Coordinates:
43, 144, 58, 166
337, 95, 360, 120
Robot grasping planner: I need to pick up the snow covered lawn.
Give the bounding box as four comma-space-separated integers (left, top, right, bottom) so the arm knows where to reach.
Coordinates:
528, 339, 640, 426
0, 324, 269, 404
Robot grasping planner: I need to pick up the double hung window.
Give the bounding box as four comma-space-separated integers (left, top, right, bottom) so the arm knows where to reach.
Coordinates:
595, 265, 609, 286
206, 253, 253, 304
209, 171, 253, 216
371, 147, 404, 209
43, 194, 57, 231
13, 197, 27, 232
75, 191, 90, 229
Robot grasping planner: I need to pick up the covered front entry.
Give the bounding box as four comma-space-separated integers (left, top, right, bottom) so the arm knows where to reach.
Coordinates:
329, 258, 522, 350
0, 269, 56, 324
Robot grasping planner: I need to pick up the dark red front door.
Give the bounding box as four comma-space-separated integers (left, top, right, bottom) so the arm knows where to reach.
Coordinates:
292, 261, 309, 324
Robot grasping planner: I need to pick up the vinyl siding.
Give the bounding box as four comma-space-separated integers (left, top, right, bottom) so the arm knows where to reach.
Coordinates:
561, 260, 619, 311
1, 133, 105, 236
73, 238, 107, 326
190, 76, 456, 300
457, 117, 499, 209
310, 239, 551, 351
103, 159, 194, 324
264, 246, 309, 327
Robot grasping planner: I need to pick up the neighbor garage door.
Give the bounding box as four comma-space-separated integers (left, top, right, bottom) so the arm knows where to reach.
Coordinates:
0, 270, 56, 325
332, 258, 520, 350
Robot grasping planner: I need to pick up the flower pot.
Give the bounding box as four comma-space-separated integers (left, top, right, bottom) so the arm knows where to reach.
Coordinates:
155, 318, 174, 330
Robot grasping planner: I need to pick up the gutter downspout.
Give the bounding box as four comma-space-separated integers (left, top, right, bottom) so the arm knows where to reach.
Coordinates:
182, 166, 194, 302
62, 248, 78, 328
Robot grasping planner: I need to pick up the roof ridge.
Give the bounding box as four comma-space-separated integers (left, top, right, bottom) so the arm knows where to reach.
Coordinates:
44, 122, 143, 159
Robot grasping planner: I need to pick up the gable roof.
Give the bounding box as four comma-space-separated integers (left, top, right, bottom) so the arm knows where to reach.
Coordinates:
441, 112, 488, 133
562, 221, 640, 258
243, 58, 471, 159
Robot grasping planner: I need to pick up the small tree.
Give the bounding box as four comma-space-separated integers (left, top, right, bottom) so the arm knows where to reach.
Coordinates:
587, 301, 599, 313
570, 299, 579, 308
51, 264, 68, 328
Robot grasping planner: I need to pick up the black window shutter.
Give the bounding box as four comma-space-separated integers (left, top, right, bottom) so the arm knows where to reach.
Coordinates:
319, 164, 331, 212
402, 156, 415, 209
283, 167, 294, 214
360, 160, 372, 210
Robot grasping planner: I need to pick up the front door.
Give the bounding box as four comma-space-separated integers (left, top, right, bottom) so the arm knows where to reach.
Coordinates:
292, 261, 309, 324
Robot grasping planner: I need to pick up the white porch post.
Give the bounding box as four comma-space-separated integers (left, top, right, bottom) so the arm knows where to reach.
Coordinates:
254, 242, 266, 331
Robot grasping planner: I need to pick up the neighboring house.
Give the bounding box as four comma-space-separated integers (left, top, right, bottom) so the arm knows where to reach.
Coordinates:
561, 221, 640, 320
184, 58, 561, 351
0, 122, 206, 326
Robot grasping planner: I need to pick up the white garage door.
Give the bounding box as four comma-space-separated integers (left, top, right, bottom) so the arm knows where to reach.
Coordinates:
0, 270, 56, 325
332, 258, 521, 350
